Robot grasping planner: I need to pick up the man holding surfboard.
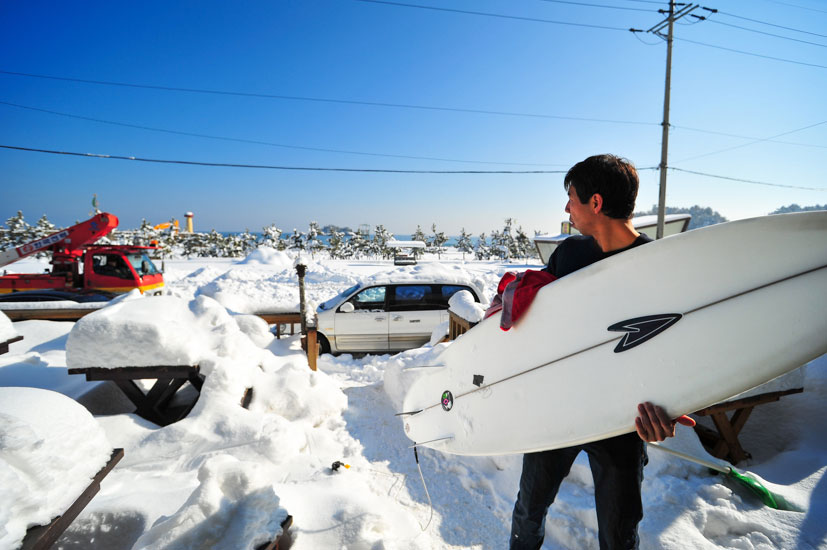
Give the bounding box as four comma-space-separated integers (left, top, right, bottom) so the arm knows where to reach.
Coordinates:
510, 154, 695, 550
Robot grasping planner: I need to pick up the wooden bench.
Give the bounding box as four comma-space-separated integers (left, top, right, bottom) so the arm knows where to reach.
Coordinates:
20, 448, 124, 550
67, 366, 205, 427
1, 334, 23, 355
693, 388, 804, 464
256, 313, 302, 339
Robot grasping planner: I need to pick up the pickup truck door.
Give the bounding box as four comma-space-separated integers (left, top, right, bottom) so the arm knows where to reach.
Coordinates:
334, 285, 389, 352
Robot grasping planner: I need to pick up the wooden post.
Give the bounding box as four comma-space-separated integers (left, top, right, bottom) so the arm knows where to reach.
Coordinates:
296, 263, 307, 335
307, 328, 317, 371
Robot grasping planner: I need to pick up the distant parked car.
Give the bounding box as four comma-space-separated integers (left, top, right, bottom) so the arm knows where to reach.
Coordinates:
315, 277, 485, 354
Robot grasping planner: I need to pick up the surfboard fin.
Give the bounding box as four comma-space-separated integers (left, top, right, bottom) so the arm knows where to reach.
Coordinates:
410, 435, 454, 448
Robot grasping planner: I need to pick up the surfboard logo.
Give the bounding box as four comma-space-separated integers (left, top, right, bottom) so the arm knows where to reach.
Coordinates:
608, 313, 683, 353
441, 391, 454, 412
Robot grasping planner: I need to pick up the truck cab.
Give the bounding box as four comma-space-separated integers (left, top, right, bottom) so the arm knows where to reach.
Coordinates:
0, 212, 165, 297
86, 246, 164, 295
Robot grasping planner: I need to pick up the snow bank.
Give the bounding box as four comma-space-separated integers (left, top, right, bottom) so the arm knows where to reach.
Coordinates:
0, 311, 17, 342
0, 387, 112, 549
235, 247, 293, 269
66, 295, 271, 372
131, 455, 288, 550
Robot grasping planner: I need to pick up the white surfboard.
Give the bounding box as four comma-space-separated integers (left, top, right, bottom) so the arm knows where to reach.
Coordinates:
401, 212, 827, 456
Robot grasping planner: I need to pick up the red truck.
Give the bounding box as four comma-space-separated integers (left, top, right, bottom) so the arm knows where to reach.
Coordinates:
0, 212, 164, 296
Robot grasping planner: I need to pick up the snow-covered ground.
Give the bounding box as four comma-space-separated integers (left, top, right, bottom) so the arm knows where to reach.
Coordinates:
1, 250, 825, 550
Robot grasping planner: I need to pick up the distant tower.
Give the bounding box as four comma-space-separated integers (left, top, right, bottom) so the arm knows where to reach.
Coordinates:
185, 212, 194, 233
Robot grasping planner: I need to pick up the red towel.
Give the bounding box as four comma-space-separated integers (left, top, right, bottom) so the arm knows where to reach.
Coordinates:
485, 270, 557, 330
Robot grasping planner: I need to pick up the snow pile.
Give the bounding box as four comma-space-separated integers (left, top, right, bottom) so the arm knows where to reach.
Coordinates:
131, 455, 288, 550
235, 247, 293, 268
0, 387, 112, 549
0, 311, 17, 342
50, 290, 445, 548
188, 255, 357, 314
448, 289, 486, 323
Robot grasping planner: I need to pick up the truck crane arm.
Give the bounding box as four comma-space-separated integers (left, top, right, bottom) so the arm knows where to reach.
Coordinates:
0, 212, 119, 268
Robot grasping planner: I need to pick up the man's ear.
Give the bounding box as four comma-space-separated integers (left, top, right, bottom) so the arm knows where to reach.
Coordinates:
591, 193, 603, 214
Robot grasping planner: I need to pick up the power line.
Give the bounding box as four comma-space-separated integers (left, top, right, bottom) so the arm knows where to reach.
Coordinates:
0, 144, 565, 174
0, 100, 565, 168
0, 70, 656, 126
671, 124, 827, 150
716, 10, 827, 38
674, 36, 827, 69
675, 120, 827, 162
669, 167, 826, 191
705, 19, 827, 48
533, 0, 652, 13
351, 0, 630, 31
754, 0, 827, 16
2, 144, 821, 192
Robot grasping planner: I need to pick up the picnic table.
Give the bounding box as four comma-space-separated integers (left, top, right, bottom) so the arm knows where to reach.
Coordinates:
67, 365, 205, 426
693, 387, 804, 464
20, 448, 124, 550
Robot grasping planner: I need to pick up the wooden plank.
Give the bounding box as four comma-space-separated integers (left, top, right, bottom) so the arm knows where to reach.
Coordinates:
3, 308, 97, 322
710, 410, 751, 463
68, 365, 201, 379
255, 313, 302, 325
694, 388, 803, 416
21, 448, 124, 550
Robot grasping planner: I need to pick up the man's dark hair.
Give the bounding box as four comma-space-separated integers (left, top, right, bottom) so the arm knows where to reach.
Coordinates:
564, 154, 639, 219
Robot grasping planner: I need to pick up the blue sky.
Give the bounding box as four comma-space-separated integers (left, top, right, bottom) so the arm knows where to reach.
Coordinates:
1, 0, 825, 235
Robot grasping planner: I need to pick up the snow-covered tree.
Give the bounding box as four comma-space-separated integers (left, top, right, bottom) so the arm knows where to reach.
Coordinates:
261, 224, 283, 249
4, 211, 30, 247
349, 230, 370, 259
428, 223, 448, 259
475, 232, 491, 260
289, 229, 305, 253
455, 227, 474, 260
327, 230, 347, 259
306, 221, 325, 258
488, 229, 507, 260
32, 214, 57, 239
411, 225, 427, 259
514, 225, 534, 260
372, 224, 394, 259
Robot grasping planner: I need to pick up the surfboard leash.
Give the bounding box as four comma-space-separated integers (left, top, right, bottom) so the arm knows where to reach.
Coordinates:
413, 443, 435, 531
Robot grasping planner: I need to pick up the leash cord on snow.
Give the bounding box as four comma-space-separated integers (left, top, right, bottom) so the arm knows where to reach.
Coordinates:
414, 444, 434, 532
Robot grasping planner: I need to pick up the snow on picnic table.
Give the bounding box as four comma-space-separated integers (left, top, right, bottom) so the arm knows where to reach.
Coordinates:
0, 249, 825, 550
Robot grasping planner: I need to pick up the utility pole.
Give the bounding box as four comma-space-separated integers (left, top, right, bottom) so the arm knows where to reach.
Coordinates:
656, 1, 676, 240
633, 3, 699, 238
